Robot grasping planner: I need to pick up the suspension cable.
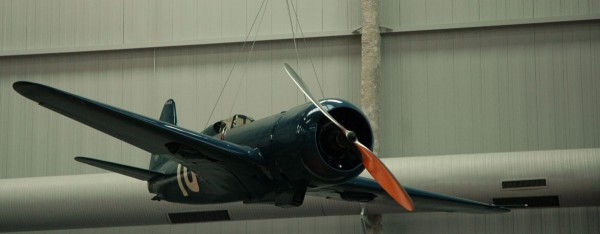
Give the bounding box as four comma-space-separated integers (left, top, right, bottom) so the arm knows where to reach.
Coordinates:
227, 0, 270, 118
285, 0, 308, 103
207, 0, 325, 127
285, 0, 301, 67
289, 0, 325, 99
205, 0, 268, 126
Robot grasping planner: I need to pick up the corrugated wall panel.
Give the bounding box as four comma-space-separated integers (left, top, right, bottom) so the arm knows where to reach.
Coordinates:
389, 0, 600, 27
380, 22, 600, 157
384, 207, 600, 234
3, 0, 599, 55
0, 0, 27, 50
0, 0, 361, 53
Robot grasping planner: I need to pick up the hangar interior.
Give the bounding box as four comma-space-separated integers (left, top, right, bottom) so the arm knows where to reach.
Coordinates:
0, 0, 599, 233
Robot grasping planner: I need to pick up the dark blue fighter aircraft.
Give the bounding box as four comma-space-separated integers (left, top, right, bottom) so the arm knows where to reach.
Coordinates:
13, 64, 508, 214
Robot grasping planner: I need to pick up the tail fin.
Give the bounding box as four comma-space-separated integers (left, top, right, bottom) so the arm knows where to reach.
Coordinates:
159, 99, 177, 125
150, 99, 177, 171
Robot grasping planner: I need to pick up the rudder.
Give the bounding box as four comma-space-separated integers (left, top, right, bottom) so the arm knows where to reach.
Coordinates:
159, 99, 177, 125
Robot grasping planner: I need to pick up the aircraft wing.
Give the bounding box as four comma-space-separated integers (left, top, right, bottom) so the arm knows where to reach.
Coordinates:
12, 81, 264, 166
309, 177, 509, 214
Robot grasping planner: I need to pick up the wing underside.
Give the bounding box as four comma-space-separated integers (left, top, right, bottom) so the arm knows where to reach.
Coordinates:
13, 81, 263, 167
14, 81, 270, 200
309, 177, 509, 214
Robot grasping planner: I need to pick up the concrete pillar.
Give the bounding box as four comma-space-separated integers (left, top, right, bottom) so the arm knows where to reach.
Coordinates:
361, 207, 383, 234
361, 3, 383, 233
360, 0, 381, 154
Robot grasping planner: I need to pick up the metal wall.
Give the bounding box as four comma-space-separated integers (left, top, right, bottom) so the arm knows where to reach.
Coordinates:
0, 0, 361, 53
2, 0, 598, 55
380, 0, 600, 27
380, 22, 600, 156
376, 21, 600, 234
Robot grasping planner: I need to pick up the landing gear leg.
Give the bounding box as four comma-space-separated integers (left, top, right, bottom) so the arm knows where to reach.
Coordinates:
360, 207, 382, 234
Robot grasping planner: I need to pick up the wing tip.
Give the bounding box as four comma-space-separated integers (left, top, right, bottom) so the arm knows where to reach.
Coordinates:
495, 206, 511, 213
13, 81, 49, 101
74, 156, 96, 165
482, 204, 510, 213
73, 156, 86, 162
13, 81, 35, 93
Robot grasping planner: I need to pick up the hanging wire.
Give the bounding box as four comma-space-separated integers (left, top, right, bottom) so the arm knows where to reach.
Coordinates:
285, 0, 307, 103
289, 0, 325, 99
207, 0, 325, 126
205, 0, 269, 126
285, 0, 301, 67
227, 0, 270, 118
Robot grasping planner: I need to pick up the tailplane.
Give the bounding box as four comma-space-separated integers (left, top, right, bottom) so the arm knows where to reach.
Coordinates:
75, 99, 178, 177
75, 157, 164, 181
150, 99, 177, 171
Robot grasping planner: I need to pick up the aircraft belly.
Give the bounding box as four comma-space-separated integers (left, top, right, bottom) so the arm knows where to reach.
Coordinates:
154, 161, 251, 204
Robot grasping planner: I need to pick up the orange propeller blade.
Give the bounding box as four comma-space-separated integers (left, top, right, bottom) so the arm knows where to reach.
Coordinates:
355, 142, 415, 211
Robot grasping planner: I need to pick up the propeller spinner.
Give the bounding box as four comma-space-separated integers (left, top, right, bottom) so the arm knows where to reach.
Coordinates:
283, 63, 414, 211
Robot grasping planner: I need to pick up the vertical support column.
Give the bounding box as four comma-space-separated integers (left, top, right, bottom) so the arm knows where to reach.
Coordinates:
360, 207, 383, 234
360, 1, 384, 231
360, 0, 381, 154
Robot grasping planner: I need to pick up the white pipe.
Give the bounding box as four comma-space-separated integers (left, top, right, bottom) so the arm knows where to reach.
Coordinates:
1, 148, 598, 232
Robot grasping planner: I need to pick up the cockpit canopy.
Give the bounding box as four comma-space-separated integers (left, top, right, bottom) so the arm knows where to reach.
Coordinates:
218, 114, 255, 131
202, 114, 255, 136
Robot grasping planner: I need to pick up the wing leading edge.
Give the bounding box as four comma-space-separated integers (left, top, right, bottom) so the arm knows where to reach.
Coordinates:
13, 81, 263, 167
310, 177, 509, 214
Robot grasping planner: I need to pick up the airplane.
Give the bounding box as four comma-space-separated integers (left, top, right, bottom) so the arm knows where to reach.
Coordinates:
11, 63, 508, 217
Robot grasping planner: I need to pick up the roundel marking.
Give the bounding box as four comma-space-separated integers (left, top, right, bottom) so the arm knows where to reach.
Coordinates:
177, 164, 200, 196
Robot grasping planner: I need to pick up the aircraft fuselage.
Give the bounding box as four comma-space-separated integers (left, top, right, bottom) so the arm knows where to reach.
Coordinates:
147, 99, 372, 207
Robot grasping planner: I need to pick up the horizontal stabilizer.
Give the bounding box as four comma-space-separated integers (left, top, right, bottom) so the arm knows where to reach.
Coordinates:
75, 157, 164, 181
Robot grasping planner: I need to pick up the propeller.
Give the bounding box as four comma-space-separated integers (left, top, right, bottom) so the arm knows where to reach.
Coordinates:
283, 63, 414, 211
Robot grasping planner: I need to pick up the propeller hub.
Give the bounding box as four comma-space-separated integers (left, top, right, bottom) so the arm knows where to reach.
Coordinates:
345, 131, 357, 143
316, 121, 361, 171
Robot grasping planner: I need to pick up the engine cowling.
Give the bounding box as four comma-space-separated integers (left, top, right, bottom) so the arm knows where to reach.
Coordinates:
221, 99, 372, 191
270, 99, 373, 186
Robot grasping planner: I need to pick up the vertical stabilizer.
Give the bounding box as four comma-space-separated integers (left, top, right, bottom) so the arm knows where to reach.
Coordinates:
151, 99, 177, 171
159, 99, 177, 124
